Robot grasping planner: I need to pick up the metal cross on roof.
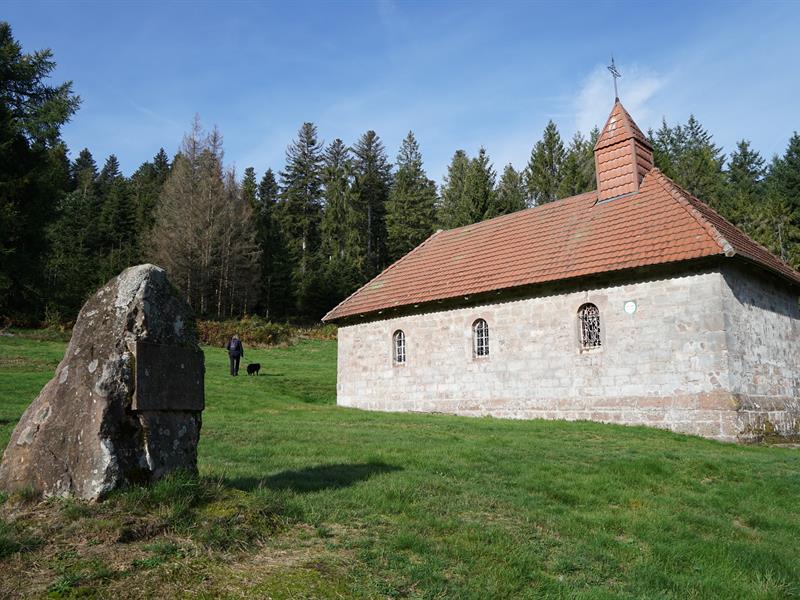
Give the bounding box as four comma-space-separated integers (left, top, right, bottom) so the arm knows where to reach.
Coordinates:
607, 56, 621, 100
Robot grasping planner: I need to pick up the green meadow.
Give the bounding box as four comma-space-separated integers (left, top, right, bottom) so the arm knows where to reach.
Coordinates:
1, 331, 799, 599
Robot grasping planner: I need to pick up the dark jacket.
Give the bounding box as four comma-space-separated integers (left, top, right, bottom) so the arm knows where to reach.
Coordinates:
226, 338, 244, 357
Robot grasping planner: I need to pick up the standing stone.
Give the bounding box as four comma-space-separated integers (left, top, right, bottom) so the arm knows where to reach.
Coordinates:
0, 264, 205, 501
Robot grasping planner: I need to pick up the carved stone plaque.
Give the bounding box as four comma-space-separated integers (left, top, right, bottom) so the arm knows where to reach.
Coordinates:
133, 341, 205, 411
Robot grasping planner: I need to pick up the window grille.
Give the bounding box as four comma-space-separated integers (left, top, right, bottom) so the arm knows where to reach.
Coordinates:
393, 330, 406, 364
473, 319, 489, 357
578, 303, 601, 349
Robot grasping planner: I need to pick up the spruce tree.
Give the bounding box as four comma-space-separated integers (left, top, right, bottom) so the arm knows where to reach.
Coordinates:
557, 131, 597, 198
495, 164, 527, 216
70, 148, 98, 195
255, 168, 292, 319
463, 147, 498, 222
385, 131, 437, 262
318, 139, 367, 308
351, 130, 392, 276
96, 154, 122, 197
97, 155, 136, 281
153, 148, 170, 181
768, 132, 800, 213
649, 115, 726, 209
242, 166, 258, 207
320, 139, 354, 263
763, 133, 800, 268
46, 189, 95, 318
724, 140, 766, 230
525, 120, 565, 205
279, 122, 325, 315
438, 150, 470, 229
131, 148, 171, 239
0, 22, 80, 319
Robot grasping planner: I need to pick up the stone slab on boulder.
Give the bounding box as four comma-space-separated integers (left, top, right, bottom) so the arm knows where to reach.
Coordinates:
0, 264, 204, 501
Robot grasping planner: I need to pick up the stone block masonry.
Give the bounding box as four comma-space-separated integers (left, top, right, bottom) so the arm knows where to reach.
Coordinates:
335, 265, 800, 442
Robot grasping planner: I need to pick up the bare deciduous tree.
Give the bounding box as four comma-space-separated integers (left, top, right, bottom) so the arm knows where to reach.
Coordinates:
149, 117, 260, 318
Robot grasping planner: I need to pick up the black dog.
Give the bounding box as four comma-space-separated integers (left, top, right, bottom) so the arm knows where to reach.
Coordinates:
246, 363, 261, 376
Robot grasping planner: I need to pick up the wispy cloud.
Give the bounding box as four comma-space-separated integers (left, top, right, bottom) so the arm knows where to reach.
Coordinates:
574, 65, 667, 135
129, 101, 181, 129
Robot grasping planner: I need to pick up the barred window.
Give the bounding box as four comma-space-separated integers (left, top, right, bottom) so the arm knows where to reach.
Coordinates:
578, 303, 601, 349
393, 330, 406, 364
473, 319, 489, 357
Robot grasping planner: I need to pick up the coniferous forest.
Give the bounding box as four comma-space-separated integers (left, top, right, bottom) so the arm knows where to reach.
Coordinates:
2, 22, 799, 325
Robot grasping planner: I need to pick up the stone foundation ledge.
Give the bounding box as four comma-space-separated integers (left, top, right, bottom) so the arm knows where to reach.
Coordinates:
338, 393, 800, 443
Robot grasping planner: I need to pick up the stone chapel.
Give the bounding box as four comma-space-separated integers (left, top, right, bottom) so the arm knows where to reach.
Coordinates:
322, 100, 800, 442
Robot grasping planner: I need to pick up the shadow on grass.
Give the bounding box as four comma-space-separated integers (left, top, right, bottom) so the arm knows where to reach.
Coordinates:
229, 462, 402, 493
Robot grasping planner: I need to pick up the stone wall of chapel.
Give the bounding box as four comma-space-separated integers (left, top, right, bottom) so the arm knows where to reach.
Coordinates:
336, 269, 746, 440
719, 264, 800, 439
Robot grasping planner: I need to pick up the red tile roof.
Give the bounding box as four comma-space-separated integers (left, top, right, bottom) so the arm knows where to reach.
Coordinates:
323, 103, 800, 323
323, 169, 800, 322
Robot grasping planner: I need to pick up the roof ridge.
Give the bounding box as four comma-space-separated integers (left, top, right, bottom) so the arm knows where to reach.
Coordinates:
321, 229, 444, 322
648, 169, 734, 257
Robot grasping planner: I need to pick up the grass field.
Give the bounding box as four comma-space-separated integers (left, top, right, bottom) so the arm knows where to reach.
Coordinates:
1, 331, 799, 599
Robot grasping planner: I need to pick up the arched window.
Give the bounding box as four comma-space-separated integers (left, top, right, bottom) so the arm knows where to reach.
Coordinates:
393, 330, 406, 364
578, 303, 601, 349
473, 319, 489, 357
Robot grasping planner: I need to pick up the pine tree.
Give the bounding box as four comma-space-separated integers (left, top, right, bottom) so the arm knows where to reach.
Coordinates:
438, 150, 470, 229
525, 120, 565, 205
385, 131, 437, 262
279, 122, 325, 315
351, 130, 392, 276
495, 164, 527, 216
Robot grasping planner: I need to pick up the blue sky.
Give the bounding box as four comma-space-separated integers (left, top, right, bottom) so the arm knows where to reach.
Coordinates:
5, 1, 800, 184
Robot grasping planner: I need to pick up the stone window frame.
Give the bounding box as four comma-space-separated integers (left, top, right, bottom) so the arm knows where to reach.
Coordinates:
392, 329, 406, 365
577, 303, 603, 352
472, 318, 489, 359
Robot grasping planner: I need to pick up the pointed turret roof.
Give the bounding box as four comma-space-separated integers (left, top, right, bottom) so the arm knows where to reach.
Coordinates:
594, 100, 654, 201
594, 100, 650, 151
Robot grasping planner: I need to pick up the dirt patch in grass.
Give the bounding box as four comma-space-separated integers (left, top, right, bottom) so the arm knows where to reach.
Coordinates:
0, 474, 351, 599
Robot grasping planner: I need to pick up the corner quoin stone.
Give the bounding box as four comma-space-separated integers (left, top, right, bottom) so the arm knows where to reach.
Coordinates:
0, 264, 205, 501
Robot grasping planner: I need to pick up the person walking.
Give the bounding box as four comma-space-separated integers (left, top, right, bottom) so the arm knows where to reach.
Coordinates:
225, 334, 244, 376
